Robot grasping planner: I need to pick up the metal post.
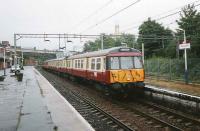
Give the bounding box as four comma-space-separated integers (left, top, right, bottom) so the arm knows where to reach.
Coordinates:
65, 34, 67, 51
142, 43, 144, 65
184, 48, 188, 84
59, 34, 60, 50
3, 47, 6, 76
14, 34, 17, 72
183, 30, 188, 84
169, 59, 172, 80
178, 28, 189, 84
101, 34, 104, 50
157, 58, 160, 80
21, 51, 24, 69
176, 37, 180, 59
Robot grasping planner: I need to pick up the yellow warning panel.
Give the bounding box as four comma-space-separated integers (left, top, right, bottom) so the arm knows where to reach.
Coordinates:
110, 69, 144, 83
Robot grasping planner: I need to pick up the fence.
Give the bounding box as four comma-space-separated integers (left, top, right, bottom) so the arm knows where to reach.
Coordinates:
144, 58, 200, 84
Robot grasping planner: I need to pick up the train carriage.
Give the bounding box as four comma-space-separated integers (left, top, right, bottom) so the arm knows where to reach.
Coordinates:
43, 47, 145, 93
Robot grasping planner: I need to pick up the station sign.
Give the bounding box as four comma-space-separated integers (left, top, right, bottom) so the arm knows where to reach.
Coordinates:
179, 43, 190, 50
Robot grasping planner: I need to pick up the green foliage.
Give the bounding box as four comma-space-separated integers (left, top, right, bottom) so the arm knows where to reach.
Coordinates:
137, 18, 174, 58
23, 52, 56, 65
83, 34, 137, 52
176, 4, 200, 58
145, 57, 200, 83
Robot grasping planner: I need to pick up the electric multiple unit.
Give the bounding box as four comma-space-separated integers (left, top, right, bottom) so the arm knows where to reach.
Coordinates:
43, 47, 145, 93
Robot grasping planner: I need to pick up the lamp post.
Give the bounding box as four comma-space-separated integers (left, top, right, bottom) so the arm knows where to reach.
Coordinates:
3, 47, 6, 76
101, 33, 104, 50
178, 28, 188, 84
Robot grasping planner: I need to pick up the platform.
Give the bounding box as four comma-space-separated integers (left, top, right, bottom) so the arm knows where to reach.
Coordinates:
0, 66, 94, 131
145, 78, 200, 97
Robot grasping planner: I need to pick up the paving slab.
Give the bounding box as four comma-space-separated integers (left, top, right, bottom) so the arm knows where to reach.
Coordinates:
0, 66, 94, 131
34, 68, 94, 131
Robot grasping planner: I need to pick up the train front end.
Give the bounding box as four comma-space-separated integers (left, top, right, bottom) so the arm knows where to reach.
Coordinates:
106, 48, 145, 91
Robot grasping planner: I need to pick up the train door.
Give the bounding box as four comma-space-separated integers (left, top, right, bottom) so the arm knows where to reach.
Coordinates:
102, 57, 107, 83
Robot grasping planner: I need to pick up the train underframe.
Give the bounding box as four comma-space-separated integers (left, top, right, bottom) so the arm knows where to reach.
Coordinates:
43, 67, 145, 97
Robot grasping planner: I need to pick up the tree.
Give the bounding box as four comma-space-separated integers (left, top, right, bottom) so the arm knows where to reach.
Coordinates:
119, 33, 137, 48
83, 33, 137, 52
176, 4, 200, 58
137, 18, 173, 57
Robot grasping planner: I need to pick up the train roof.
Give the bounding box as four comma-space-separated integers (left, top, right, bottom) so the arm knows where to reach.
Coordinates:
45, 47, 141, 62
45, 57, 66, 62
68, 46, 141, 59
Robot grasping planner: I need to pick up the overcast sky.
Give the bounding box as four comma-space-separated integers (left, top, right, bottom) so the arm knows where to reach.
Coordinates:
0, 0, 199, 51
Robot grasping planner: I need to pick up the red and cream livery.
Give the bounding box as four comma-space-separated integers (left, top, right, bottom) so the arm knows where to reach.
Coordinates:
43, 47, 145, 91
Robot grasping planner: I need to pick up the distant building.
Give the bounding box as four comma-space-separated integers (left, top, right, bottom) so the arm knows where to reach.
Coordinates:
0, 41, 11, 69
114, 24, 121, 39
115, 24, 120, 35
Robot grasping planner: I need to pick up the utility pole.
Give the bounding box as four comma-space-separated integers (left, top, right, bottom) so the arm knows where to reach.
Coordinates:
183, 29, 188, 84
3, 47, 6, 76
101, 34, 104, 50
14, 34, 17, 72
142, 43, 144, 65
21, 50, 24, 69
176, 36, 180, 59
59, 34, 60, 50
178, 28, 189, 84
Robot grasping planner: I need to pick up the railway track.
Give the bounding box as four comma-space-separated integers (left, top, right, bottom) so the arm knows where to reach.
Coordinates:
38, 68, 200, 131
40, 69, 135, 131
114, 99, 200, 131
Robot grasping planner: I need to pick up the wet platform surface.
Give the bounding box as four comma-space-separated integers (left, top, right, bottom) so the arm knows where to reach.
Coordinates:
0, 66, 94, 131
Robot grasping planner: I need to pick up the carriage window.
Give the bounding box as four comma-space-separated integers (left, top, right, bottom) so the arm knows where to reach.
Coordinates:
110, 57, 119, 69
81, 60, 84, 68
86, 59, 89, 69
121, 57, 133, 69
134, 57, 143, 69
91, 59, 95, 70
78, 60, 80, 68
75, 60, 77, 68
96, 58, 101, 70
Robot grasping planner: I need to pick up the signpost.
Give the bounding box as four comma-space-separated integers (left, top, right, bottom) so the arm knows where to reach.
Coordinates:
179, 43, 190, 50
179, 41, 190, 84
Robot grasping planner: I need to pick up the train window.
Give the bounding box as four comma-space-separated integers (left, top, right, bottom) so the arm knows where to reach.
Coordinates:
134, 57, 143, 69
121, 57, 133, 69
75, 60, 78, 68
78, 60, 81, 68
110, 57, 120, 70
91, 59, 95, 70
96, 58, 101, 70
81, 60, 84, 68
86, 59, 89, 69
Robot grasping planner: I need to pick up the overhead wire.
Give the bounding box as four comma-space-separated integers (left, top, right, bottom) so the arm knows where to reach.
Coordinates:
80, 0, 141, 33
123, 0, 200, 29
122, 0, 200, 32
69, 0, 114, 32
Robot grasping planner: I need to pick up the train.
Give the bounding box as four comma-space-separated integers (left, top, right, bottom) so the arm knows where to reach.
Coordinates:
42, 47, 145, 95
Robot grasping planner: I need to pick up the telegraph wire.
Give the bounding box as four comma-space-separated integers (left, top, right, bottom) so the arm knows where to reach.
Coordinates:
69, 0, 114, 32
122, 1, 200, 32
123, 0, 200, 29
80, 0, 141, 33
